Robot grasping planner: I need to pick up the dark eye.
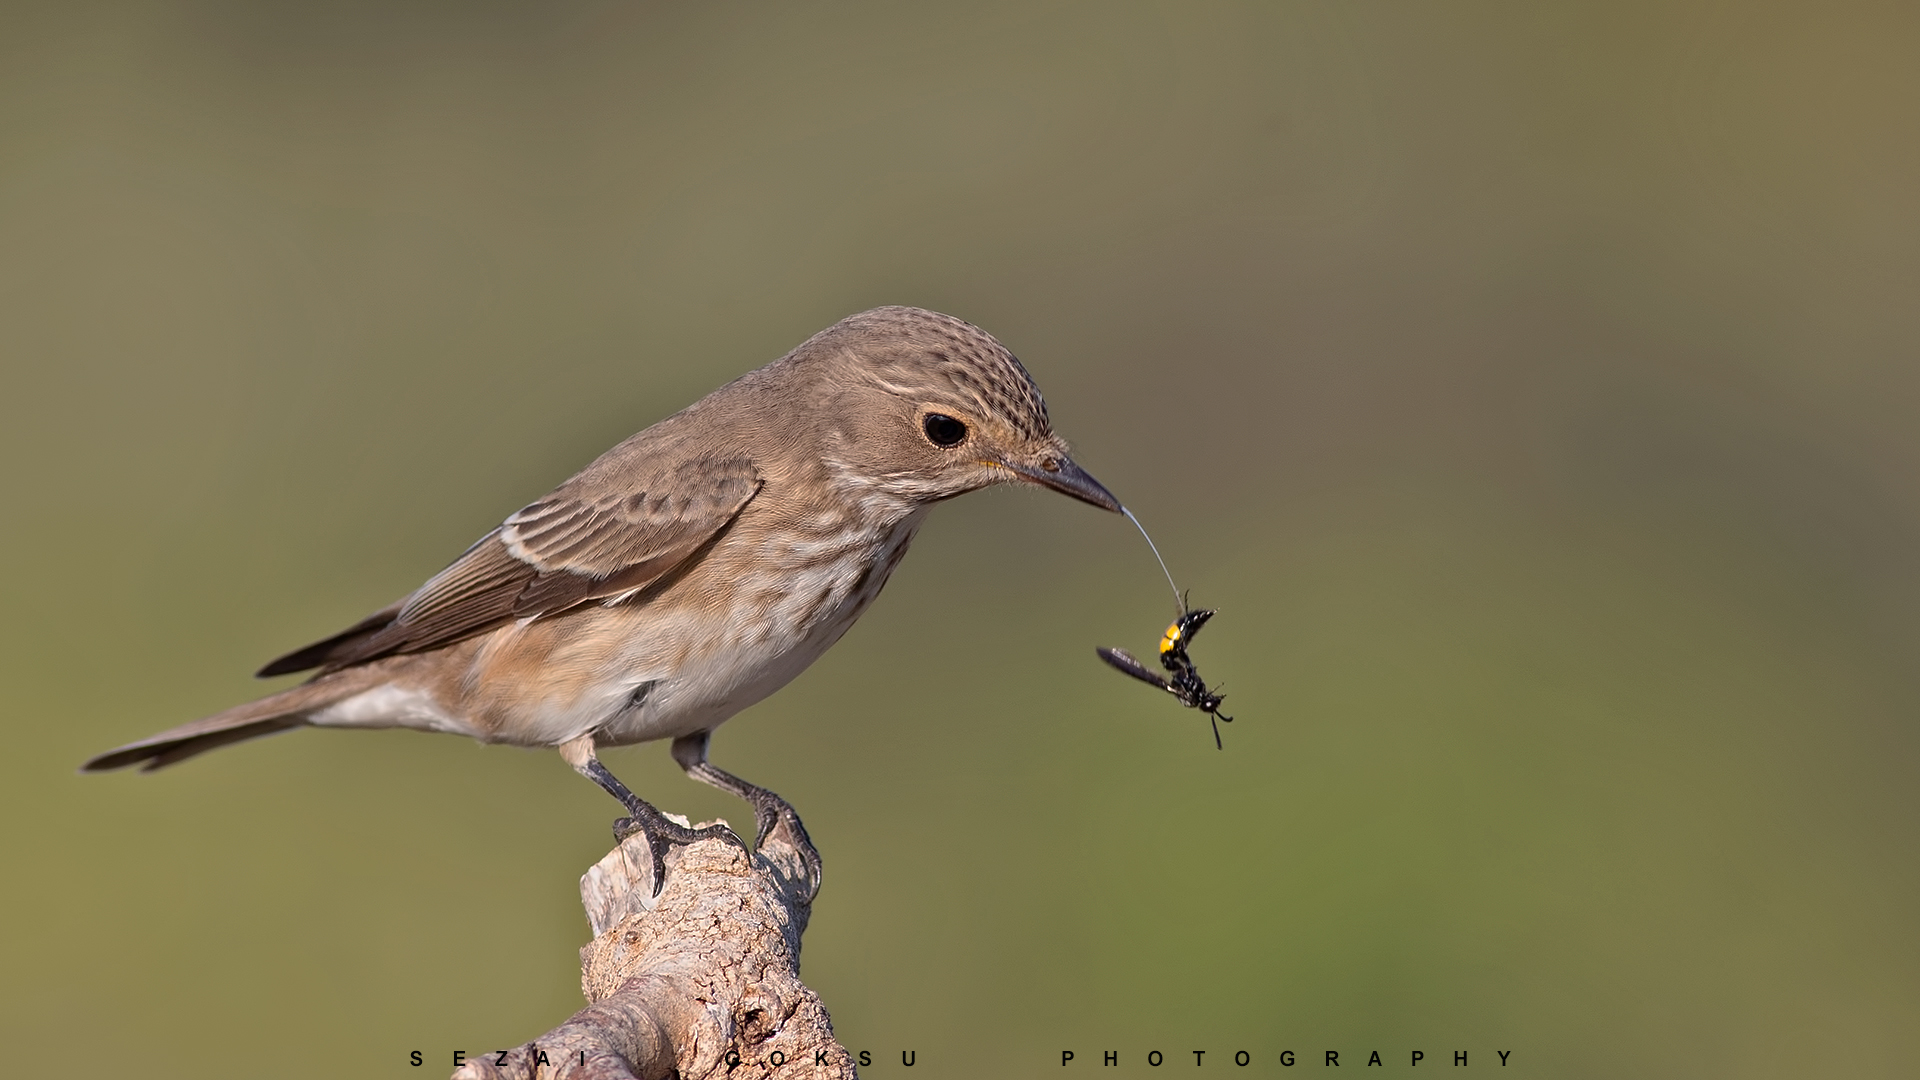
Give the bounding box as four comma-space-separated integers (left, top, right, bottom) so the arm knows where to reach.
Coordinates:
922, 413, 968, 447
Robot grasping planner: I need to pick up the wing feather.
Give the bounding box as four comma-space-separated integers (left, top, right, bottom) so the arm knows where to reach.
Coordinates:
258, 454, 761, 675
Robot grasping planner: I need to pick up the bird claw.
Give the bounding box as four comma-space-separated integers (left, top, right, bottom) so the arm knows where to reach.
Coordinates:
746, 793, 823, 902
611, 808, 748, 897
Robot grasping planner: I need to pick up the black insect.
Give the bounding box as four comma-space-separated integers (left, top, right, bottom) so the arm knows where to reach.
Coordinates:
1097, 606, 1234, 749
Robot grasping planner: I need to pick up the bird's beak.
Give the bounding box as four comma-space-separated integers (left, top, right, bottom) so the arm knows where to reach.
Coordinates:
997, 452, 1123, 513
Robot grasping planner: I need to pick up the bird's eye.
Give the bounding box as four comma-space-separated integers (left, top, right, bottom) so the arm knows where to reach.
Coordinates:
922, 413, 968, 447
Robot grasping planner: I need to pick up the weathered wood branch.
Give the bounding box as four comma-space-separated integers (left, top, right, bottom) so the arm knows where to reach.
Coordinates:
452, 816, 854, 1080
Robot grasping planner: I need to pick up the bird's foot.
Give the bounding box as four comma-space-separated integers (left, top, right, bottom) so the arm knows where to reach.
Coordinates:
745, 791, 823, 902
581, 757, 748, 896
610, 804, 748, 898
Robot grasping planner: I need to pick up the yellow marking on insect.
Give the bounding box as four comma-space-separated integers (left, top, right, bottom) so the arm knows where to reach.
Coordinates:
1159, 619, 1183, 655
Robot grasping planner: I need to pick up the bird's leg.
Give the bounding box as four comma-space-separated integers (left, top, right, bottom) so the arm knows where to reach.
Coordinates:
671, 732, 822, 894
561, 734, 744, 897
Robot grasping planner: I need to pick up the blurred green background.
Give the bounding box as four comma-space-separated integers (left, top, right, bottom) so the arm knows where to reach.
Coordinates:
4, 1, 1916, 1076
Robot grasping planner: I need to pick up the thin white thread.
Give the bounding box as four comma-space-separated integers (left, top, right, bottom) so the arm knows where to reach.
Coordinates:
1122, 506, 1185, 614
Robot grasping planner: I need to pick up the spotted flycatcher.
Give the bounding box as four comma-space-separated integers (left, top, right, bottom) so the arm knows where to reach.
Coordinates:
85, 307, 1121, 891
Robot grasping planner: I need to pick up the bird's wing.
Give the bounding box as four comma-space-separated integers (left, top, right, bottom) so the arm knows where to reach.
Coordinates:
257, 454, 762, 676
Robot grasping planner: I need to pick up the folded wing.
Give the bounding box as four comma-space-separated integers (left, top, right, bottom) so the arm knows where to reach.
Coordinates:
258, 454, 762, 676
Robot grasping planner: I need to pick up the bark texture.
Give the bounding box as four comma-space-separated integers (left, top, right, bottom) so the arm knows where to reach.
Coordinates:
452, 817, 853, 1080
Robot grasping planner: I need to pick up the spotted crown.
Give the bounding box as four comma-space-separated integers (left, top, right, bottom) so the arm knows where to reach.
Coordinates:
825, 306, 1054, 441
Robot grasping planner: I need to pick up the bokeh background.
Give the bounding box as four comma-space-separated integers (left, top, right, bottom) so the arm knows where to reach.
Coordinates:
4, 2, 1916, 1076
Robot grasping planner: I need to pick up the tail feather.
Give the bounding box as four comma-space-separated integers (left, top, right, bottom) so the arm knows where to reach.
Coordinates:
82, 669, 379, 773
87, 718, 306, 772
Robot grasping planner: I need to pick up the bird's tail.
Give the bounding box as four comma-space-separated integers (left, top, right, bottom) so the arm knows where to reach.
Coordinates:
81, 669, 381, 773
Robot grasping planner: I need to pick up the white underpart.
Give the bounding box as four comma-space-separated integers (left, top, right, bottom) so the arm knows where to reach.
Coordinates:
310, 684, 478, 736
593, 507, 928, 748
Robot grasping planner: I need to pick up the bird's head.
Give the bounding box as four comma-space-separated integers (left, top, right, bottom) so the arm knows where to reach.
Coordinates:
792, 306, 1122, 514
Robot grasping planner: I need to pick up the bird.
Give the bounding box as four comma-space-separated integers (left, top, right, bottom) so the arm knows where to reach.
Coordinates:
83, 306, 1122, 894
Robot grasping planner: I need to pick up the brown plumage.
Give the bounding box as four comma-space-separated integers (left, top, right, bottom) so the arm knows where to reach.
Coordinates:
83, 306, 1121, 893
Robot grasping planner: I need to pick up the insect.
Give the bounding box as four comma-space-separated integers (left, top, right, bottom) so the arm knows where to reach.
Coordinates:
1097, 605, 1234, 749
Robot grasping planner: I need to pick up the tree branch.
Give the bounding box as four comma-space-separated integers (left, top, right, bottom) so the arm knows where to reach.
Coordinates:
452, 816, 853, 1079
